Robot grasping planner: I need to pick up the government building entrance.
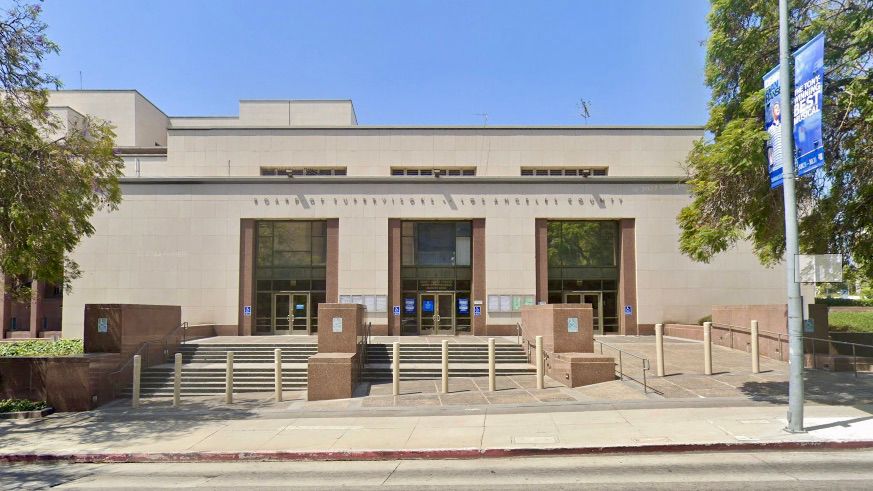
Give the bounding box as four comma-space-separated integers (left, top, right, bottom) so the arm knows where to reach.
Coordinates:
400, 221, 473, 335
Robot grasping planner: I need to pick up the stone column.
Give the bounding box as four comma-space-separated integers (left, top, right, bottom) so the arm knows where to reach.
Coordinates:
471, 218, 486, 335
326, 218, 339, 303
29, 280, 44, 338
0, 274, 10, 339
387, 219, 401, 336
238, 219, 255, 336
618, 219, 638, 335
534, 219, 549, 304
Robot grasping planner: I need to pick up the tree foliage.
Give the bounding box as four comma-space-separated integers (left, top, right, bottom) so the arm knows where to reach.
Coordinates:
0, 1, 123, 295
680, 0, 873, 277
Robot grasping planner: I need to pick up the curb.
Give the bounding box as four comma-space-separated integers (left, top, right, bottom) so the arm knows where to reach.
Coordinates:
3, 440, 873, 463
0, 407, 54, 420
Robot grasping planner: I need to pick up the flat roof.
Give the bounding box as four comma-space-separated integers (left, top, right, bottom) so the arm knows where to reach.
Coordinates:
167, 125, 704, 131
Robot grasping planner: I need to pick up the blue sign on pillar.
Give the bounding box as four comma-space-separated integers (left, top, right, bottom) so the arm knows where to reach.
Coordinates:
393, 306, 401, 316
624, 305, 633, 316
473, 305, 481, 317
243, 306, 252, 317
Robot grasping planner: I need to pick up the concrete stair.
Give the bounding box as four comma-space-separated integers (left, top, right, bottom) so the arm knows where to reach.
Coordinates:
126, 343, 317, 397
362, 343, 535, 381
125, 341, 536, 396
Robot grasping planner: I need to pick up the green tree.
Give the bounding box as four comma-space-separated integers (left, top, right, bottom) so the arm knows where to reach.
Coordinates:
0, 1, 123, 296
679, 1, 873, 276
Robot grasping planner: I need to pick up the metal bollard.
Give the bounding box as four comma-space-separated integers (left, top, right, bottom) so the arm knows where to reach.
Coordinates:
132, 354, 141, 408
751, 320, 760, 374
225, 351, 234, 404
275, 348, 283, 402
703, 321, 713, 375
392, 342, 400, 396
655, 323, 665, 377
535, 335, 544, 390
488, 337, 496, 392
441, 340, 449, 394
173, 352, 182, 407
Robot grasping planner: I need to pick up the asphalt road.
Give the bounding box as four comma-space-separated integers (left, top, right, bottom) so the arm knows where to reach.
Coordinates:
3, 449, 873, 489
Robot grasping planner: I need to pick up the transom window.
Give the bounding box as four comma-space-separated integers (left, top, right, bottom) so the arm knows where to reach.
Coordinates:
521, 167, 607, 177
260, 166, 347, 176
391, 167, 475, 176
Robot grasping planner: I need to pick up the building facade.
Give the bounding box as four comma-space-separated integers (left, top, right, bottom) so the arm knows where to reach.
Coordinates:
39, 90, 788, 340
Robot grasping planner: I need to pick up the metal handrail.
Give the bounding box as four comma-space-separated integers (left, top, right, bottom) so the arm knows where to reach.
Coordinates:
710, 322, 787, 361
106, 321, 189, 398
801, 335, 873, 378
593, 339, 650, 394
515, 321, 523, 345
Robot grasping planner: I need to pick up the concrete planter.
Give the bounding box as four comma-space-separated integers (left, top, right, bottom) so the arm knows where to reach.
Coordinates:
0, 407, 54, 420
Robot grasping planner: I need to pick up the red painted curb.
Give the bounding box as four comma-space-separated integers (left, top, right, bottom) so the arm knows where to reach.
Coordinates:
2, 440, 873, 463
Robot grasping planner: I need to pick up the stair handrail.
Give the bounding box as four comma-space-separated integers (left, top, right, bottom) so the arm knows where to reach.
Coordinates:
106, 320, 189, 399
593, 338, 651, 394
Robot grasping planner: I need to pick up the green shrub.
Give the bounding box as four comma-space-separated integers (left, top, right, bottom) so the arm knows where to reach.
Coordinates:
0, 339, 83, 357
829, 311, 873, 333
698, 315, 712, 325
816, 297, 873, 307
0, 399, 48, 413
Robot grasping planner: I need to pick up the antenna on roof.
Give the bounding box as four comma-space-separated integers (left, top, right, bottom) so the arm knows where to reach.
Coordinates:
474, 113, 488, 126
79, 71, 83, 90
577, 99, 592, 124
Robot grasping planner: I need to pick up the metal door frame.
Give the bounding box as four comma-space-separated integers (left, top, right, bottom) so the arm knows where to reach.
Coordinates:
563, 291, 604, 335
272, 291, 311, 335
418, 291, 456, 335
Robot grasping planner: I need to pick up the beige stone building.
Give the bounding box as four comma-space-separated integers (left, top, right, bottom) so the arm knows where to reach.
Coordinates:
29, 90, 788, 340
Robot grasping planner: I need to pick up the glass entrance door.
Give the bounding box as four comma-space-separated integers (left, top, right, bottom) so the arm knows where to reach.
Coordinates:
564, 291, 604, 335
418, 292, 455, 335
273, 292, 310, 335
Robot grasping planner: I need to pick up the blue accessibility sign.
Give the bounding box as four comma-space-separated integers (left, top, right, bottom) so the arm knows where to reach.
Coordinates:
473, 305, 481, 317
393, 306, 401, 316
243, 305, 252, 317
624, 305, 633, 315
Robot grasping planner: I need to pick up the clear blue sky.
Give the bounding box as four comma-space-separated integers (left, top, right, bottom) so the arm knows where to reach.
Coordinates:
39, 0, 711, 126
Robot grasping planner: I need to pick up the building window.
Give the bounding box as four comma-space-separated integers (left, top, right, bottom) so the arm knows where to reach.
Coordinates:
520, 167, 607, 177
391, 167, 475, 176
260, 167, 347, 176
546, 221, 619, 333
254, 220, 327, 335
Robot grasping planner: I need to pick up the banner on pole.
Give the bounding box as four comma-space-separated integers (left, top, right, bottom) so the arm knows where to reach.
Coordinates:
764, 32, 825, 188
793, 33, 825, 177
764, 66, 784, 188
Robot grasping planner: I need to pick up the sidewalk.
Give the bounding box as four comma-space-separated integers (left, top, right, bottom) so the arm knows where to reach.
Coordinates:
2, 394, 872, 462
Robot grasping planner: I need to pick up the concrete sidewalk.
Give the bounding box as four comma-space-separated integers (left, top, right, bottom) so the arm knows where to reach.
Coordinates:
2, 396, 872, 461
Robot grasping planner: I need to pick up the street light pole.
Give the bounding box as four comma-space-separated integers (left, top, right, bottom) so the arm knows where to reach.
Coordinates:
778, 0, 805, 433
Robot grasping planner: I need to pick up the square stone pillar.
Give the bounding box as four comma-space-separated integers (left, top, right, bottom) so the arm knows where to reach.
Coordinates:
238, 219, 255, 336
316, 303, 364, 353
387, 219, 401, 336
520, 303, 594, 353
29, 280, 45, 338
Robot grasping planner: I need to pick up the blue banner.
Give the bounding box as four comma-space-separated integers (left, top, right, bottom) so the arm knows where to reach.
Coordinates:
457, 298, 469, 315
793, 33, 825, 177
763, 66, 784, 188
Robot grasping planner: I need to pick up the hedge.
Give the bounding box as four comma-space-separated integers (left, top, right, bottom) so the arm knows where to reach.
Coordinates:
0, 399, 48, 413
815, 297, 873, 307
0, 339, 84, 357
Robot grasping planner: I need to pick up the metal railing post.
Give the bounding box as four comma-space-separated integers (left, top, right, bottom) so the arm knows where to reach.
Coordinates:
703, 321, 713, 375
535, 336, 544, 390
853, 344, 858, 378
618, 351, 624, 380
392, 342, 400, 396
441, 340, 449, 394
275, 348, 283, 402
225, 351, 234, 404
751, 320, 760, 374
132, 354, 141, 408
655, 323, 665, 377
173, 352, 182, 407
811, 337, 816, 369
643, 360, 648, 393
488, 337, 496, 392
